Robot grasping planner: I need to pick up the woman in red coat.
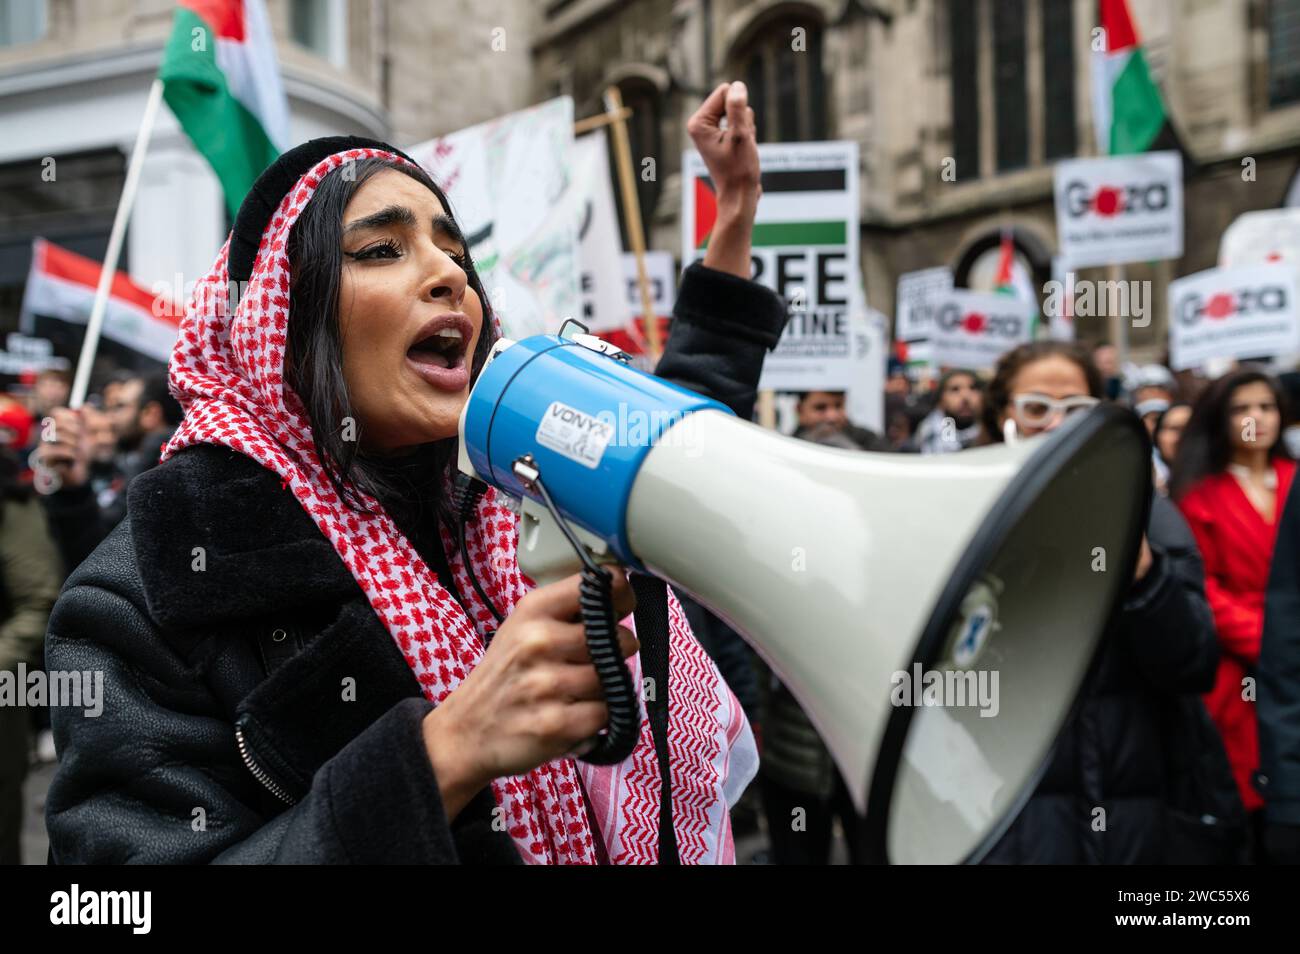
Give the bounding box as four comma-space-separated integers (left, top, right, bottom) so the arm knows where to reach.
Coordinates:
1174, 370, 1296, 831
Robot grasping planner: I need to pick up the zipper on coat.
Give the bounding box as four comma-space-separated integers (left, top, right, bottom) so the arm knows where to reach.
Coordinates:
235, 716, 297, 805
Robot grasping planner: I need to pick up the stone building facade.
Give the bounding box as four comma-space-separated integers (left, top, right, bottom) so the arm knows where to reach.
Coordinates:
2, 0, 1299, 364
533, 0, 1300, 359
0, 0, 535, 337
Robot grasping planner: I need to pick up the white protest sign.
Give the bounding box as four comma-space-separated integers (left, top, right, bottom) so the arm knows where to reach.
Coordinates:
896, 266, 953, 343
1168, 264, 1300, 371
682, 141, 859, 391
1047, 255, 1076, 342
926, 289, 1036, 370
592, 252, 676, 359
1053, 151, 1183, 268
621, 251, 674, 320
845, 306, 887, 433
406, 98, 580, 338
572, 130, 626, 334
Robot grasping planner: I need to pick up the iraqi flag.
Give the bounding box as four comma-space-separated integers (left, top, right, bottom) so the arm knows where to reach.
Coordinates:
160, 0, 290, 217
1090, 0, 1169, 155
19, 240, 180, 370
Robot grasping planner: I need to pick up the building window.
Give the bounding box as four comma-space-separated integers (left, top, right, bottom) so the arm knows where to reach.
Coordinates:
0, 149, 126, 336
732, 16, 828, 142
291, 0, 347, 67
0, 0, 46, 47
993, 0, 1028, 171
947, 0, 1076, 179
1269, 0, 1300, 107
609, 80, 662, 248
949, 0, 980, 180
1042, 0, 1078, 158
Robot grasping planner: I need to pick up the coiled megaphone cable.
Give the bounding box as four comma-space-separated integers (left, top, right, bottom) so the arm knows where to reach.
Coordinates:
511, 455, 641, 766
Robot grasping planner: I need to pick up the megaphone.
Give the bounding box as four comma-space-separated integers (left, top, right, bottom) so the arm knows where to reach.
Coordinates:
458, 326, 1150, 864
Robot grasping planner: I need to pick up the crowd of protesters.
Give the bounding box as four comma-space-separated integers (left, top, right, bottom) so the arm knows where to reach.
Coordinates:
0, 366, 181, 863
734, 345, 1300, 865
2, 323, 1299, 868
2, 337, 1300, 865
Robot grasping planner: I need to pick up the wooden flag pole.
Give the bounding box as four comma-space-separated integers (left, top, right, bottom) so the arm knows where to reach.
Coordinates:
1108, 262, 1129, 371
573, 105, 632, 136
602, 85, 663, 359
70, 78, 165, 409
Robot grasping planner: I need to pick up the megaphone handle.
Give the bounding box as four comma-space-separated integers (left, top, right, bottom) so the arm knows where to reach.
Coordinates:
573, 564, 641, 765
510, 456, 640, 766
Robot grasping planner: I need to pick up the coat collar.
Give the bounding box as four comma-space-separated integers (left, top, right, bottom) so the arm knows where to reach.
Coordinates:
127, 443, 364, 631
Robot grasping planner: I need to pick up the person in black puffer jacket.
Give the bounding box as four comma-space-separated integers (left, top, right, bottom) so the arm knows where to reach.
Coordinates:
979, 342, 1245, 864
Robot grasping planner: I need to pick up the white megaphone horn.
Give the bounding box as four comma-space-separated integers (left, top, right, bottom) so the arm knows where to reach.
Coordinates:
458, 327, 1150, 864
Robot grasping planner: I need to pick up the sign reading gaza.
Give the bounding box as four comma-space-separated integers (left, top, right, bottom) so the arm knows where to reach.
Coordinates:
906, 289, 1036, 370
1053, 151, 1183, 268
1168, 263, 1300, 371
682, 141, 860, 391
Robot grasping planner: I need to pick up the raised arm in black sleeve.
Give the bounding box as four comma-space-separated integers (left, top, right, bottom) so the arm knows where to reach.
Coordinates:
653, 262, 789, 420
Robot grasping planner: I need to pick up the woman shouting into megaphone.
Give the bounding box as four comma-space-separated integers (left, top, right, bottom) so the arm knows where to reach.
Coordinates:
44, 83, 785, 864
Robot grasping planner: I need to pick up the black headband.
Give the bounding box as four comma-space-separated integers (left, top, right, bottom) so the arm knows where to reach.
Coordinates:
228, 136, 419, 289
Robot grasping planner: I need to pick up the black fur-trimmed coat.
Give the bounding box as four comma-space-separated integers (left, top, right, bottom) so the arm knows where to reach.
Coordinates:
43, 263, 788, 864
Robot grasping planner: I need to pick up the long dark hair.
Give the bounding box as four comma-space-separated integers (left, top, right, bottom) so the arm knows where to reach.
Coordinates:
1152, 401, 1192, 466
284, 156, 498, 522
1169, 369, 1292, 500
982, 341, 1104, 443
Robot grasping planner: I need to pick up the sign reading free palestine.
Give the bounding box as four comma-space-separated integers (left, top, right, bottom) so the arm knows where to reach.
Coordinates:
681, 141, 860, 391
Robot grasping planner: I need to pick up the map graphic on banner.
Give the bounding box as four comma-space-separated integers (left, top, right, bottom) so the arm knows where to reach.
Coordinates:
1053, 151, 1183, 268
406, 98, 580, 338
918, 289, 1036, 370
682, 141, 860, 391
1167, 264, 1300, 371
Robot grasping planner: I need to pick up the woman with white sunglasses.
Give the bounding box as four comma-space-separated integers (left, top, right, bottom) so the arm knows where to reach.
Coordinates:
978, 342, 1243, 864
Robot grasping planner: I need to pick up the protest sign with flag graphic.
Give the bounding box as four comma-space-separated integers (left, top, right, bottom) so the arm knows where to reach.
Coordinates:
1091, 0, 1168, 155
19, 239, 180, 368
925, 289, 1036, 371
160, 0, 290, 217
1168, 264, 1300, 371
683, 141, 860, 391
1053, 151, 1183, 267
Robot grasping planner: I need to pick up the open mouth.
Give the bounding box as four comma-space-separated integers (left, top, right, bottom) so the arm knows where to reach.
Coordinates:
407, 326, 467, 370
405, 313, 474, 392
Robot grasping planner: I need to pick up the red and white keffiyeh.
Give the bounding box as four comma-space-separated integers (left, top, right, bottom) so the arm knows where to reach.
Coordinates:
162, 147, 757, 864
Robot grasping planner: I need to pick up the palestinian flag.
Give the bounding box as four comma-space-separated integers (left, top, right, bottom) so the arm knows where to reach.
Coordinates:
1090, 0, 1168, 155
160, 0, 289, 217
993, 231, 1037, 303
692, 169, 847, 250
993, 230, 1039, 338
19, 239, 181, 369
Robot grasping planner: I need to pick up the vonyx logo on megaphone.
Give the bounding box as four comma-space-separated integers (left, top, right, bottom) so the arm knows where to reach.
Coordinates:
1063, 180, 1171, 218
933, 303, 1026, 337
1175, 284, 1290, 326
